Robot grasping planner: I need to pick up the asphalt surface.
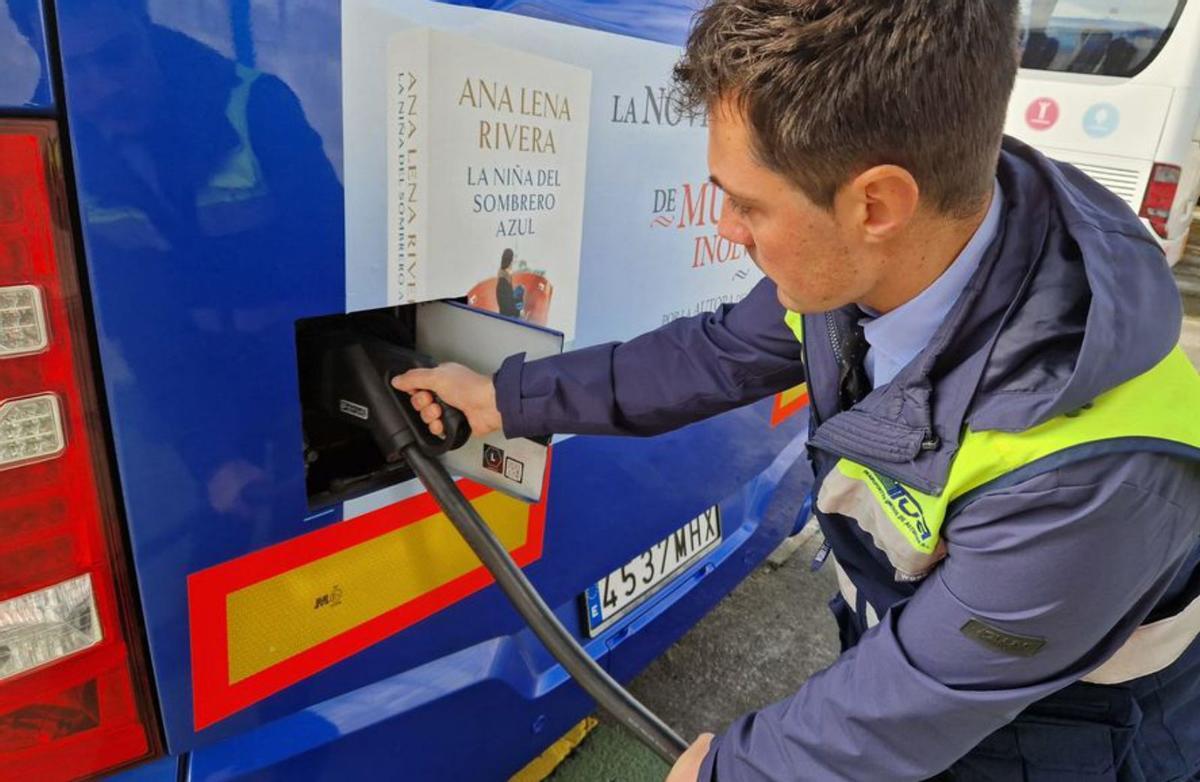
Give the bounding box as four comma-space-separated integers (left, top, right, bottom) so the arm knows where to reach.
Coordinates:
1181, 209, 1200, 317
548, 529, 839, 781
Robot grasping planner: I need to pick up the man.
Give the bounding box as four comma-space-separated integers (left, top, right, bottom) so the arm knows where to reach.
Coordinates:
396, 1, 1200, 779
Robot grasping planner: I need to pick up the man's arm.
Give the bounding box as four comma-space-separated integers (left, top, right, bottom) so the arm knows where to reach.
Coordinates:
698, 452, 1200, 781
494, 277, 805, 438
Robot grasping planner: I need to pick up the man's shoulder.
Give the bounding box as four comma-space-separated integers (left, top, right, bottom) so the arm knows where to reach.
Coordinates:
955, 449, 1200, 527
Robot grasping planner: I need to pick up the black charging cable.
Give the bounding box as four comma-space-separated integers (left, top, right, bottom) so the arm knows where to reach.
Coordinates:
403, 444, 689, 764
318, 332, 689, 764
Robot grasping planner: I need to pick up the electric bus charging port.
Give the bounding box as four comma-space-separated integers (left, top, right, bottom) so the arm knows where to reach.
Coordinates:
296, 299, 563, 510
295, 305, 425, 508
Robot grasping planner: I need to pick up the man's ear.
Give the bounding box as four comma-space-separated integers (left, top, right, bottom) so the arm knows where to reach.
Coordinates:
835, 165, 920, 243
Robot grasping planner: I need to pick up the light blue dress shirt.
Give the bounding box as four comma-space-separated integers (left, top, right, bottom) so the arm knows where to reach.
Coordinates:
862, 180, 1004, 388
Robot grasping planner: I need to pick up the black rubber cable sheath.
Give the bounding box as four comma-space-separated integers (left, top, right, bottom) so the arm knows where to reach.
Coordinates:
403, 444, 689, 765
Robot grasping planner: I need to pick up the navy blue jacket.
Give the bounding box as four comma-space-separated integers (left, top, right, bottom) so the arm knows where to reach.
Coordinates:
493, 138, 1200, 780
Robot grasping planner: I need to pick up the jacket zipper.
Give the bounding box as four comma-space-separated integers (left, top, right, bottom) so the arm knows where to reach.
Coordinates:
825, 311, 845, 365
801, 315, 822, 427
804, 311, 846, 429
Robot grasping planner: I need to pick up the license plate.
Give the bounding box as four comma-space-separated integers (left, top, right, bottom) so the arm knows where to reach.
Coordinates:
583, 506, 721, 637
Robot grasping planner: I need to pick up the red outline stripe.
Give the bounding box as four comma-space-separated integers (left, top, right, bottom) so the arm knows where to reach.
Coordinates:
188, 457, 551, 730
770, 386, 809, 427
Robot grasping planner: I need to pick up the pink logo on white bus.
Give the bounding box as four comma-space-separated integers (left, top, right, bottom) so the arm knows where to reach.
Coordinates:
1025, 98, 1060, 131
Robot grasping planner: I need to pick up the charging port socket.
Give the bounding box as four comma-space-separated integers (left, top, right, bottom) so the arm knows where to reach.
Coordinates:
296, 305, 422, 508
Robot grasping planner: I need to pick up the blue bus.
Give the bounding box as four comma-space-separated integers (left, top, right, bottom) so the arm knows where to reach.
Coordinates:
0, 2, 811, 779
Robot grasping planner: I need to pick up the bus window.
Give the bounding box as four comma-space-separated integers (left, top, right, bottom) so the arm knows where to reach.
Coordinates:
1018, 0, 1187, 77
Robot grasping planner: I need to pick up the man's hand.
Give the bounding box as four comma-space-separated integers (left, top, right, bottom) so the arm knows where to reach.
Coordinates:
665, 733, 714, 782
391, 362, 503, 439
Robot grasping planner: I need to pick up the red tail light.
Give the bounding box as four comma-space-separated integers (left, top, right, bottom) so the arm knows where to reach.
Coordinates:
1139, 162, 1181, 240
0, 121, 160, 780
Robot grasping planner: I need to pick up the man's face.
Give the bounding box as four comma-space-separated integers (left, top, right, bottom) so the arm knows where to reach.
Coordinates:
707, 99, 880, 313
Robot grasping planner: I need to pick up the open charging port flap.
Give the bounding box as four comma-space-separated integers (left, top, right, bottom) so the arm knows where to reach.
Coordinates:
296, 300, 562, 509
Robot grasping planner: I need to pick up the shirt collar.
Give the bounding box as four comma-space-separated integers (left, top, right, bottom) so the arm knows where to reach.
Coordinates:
860, 179, 1004, 387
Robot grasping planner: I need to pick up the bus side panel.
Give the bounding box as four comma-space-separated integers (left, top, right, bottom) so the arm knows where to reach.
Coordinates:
54, 0, 810, 768
182, 430, 812, 782
53, 0, 346, 752
0, 0, 54, 111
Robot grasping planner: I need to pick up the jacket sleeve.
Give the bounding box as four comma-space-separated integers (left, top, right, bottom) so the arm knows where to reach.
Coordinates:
493, 277, 805, 438
699, 452, 1200, 781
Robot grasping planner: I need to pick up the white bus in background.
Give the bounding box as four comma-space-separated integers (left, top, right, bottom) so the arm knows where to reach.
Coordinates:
1007, 0, 1200, 265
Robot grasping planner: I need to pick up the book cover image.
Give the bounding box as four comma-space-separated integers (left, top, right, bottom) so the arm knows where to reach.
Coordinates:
388, 27, 592, 338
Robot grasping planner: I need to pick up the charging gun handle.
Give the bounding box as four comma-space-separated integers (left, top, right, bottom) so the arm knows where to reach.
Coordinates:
393, 380, 471, 455
371, 345, 470, 455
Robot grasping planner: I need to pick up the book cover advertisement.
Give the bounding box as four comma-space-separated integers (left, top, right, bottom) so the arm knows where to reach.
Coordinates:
387, 28, 591, 337
344, 0, 762, 345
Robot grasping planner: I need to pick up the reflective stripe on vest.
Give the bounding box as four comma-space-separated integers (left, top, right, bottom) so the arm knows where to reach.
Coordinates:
784, 309, 804, 344
829, 552, 1200, 684
195, 64, 271, 236
82, 65, 269, 243
1083, 592, 1200, 684
831, 554, 880, 629
792, 306, 1200, 682
198, 64, 267, 208
816, 346, 1200, 582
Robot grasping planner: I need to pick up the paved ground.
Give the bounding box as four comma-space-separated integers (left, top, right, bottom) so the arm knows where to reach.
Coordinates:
1178, 207, 1200, 317
1183, 210, 1200, 366
549, 530, 838, 781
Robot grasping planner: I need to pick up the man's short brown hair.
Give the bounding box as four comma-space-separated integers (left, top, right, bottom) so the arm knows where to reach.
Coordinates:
674, 0, 1019, 217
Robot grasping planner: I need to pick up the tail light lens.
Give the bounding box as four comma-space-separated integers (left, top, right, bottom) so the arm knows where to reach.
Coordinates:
1139, 162, 1181, 240
0, 121, 160, 780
